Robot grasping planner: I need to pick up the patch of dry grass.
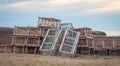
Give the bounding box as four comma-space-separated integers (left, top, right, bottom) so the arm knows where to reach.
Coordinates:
0, 53, 120, 66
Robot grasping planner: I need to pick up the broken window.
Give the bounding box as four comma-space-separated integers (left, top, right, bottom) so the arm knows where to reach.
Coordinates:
59, 30, 80, 54
40, 29, 61, 51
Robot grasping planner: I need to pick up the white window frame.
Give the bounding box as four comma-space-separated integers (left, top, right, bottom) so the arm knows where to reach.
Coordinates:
60, 23, 72, 29
40, 29, 61, 51
59, 29, 80, 54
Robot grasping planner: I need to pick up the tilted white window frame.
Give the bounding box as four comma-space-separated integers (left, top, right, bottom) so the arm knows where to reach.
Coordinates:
40, 29, 61, 51
59, 29, 80, 54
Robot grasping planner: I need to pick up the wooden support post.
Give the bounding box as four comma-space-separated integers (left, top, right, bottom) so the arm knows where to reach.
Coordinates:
93, 48, 95, 55
86, 38, 88, 47
113, 39, 115, 48
39, 28, 41, 36
4, 46, 7, 53
38, 17, 40, 26
38, 37, 40, 46
12, 36, 14, 45
92, 39, 95, 48
23, 46, 25, 54
84, 29, 86, 36
44, 19, 46, 26
34, 47, 37, 54
41, 19, 43, 26
89, 47, 90, 55
25, 46, 28, 54
102, 40, 104, 48
105, 49, 107, 56
42, 28, 44, 36
90, 30, 92, 37
42, 19, 44, 26
13, 46, 16, 54
109, 49, 111, 56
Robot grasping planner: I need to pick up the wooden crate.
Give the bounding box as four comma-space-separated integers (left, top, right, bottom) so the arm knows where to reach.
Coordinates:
114, 40, 120, 48
26, 37, 43, 47
110, 50, 120, 56
94, 40, 103, 48
94, 51, 107, 56
28, 27, 41, 35
77, 47, 90, 55
13, 46, 25, 53
104, 40, 113, 48
88, 39, 93, 47
74, 28, 92, 37
25, 47, 37, 54
14, 27, 27, 35
5, 46, 13, 53
74, 29, 85, 36
0, 45, 13, 53
78, 39, 86, 46
0, 46, 5, 53
13, 37, 26, 45
80, 49, 89, 55
38, 17, 61, 29
27, 38, 39, 45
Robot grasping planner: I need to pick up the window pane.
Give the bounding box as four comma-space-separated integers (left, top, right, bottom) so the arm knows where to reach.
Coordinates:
44, 37, 55, 43
48, 30, 58, 36
66, 31, 77, 38
61, 24, 70, 29
61, 44, 72, 52
64, 38, 74, 45
41, 44, 52, 49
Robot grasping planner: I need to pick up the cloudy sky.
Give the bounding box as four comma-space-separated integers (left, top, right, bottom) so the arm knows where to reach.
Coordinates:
0, 0, 120, 36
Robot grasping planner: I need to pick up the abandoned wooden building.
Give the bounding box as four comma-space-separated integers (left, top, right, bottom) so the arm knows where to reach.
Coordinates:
0, 17, 120, 56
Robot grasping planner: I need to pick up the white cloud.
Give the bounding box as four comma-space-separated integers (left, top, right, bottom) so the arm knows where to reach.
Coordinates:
0, 0, 120, 14
103, 30, 120, 36
85, 1, 120, 13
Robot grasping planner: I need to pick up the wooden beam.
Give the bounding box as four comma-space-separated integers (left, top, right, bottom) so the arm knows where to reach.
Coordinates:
102, 40, 104, 48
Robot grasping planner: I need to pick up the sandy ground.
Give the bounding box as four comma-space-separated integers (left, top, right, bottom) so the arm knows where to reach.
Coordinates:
0, 53, 120, 66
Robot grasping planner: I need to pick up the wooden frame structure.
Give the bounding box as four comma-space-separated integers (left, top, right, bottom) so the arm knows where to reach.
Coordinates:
93, 37, 120, 56
12, 26, 50, 54
73, 28, 93, 55
38, 17, 61, 29
1, 17, 120, 56
0, 45, 13, 53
